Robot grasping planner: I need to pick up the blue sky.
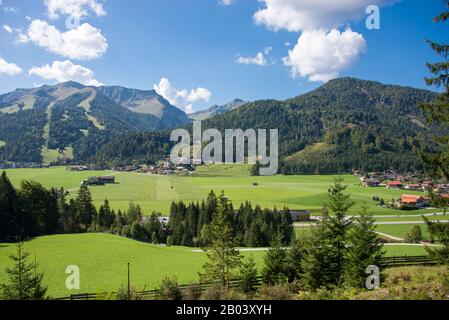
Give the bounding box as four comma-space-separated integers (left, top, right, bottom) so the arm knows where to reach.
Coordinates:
0, 0, 447, 113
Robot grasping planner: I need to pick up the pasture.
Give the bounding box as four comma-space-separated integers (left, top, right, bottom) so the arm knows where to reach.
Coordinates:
0, 233, 431, 297
3, 166, 439, 216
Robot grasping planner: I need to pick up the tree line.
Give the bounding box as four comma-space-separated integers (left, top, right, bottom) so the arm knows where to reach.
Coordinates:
167, 191, 294, 248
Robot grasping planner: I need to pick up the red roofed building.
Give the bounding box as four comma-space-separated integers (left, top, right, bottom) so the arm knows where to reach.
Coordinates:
398, 195, 426, 209
387, 181, 403, 189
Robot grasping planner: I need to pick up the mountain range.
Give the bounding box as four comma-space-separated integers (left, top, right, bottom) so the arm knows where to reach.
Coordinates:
93, 78, 444, 174
0, 81, 191, 164
0, 77, 444, 174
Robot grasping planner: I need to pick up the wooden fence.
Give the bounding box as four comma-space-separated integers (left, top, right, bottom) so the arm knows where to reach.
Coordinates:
54, 255, 438, 300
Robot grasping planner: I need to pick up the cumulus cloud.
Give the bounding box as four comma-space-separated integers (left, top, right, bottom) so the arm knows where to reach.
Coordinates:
22, 19, 108, 60
45, 0, 106, 19
154, 78, 212, 114
0, 56, 22, 76
252, 0, 393, 82
283, 29, 367, 82
3, 25, 12, 33
29, 60, 102, 86
236, 47, 272, 66
254, 0, 396, 32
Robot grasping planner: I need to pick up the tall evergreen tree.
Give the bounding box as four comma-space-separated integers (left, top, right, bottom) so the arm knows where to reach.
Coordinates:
239, 255, 259, 294
302, 179, 354, 289
424, 216, 449, 264
420, 1, 449, 179
344, 205, 384, 288
0, 171, 18, 241
0, 240, 47, 300
262, 233, 288, 285
200, 191, 242, 289
75, 184, 96, 230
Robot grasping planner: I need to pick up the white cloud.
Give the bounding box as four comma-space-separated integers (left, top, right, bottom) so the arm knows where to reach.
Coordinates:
154, 78, 212, 114
3, 25, 12, 33
218, 0, 236, 6
236, 47, 272, 66
45, 0, 106, 19
3, 6, 17, 13
29, 60, 102, 86
283, 28, 367, 82
24, 19, 108, 60
254, 0, 396, 32
0, 56, 22, 76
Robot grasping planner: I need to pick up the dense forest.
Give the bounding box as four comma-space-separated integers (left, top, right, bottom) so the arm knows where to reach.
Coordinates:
93, 78, 444, 174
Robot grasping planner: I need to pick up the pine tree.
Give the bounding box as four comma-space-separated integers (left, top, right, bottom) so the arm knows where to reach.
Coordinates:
262, 233, 288, 285
424, 216, 449, 263
302, 179, 354, 289
0, 240, 47, 300
286, 235, 306, 283
76, 184, 96, 230
0, 171, 18, 241
239, 255, 258, 294
344, 205, 384, 288
200, 191, 242, 289
420, 1, 449, 179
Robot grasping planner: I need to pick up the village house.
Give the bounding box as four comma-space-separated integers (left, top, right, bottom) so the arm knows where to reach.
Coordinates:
396, 195, 429, 209
404, 183, 422, 191
364, 179, 381, 187
289, 210, 312, 222
387, 180, 403, 189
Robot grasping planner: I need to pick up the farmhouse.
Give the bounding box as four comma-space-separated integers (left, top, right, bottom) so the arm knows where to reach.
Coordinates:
364, 179, 381, 187
99, 176, 116, 184
387, 181, 403, 189
397, 195, 428, 209
405, 183, 422, 191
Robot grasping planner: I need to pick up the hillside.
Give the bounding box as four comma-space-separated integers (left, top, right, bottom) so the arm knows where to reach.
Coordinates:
189, 98, 248, 121
94, 78, 444, 174
0, 82, 190, 164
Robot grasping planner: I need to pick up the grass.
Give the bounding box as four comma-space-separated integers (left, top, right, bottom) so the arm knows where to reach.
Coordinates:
376, 224, 431, 240
0, 141, 5, 148
41, 147, 74, 165
4, 166, 441, 216
0, 233, 433, 297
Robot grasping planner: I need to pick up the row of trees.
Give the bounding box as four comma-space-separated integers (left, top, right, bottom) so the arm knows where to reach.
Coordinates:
168, 191, 294, 248
0, 171, 145, 241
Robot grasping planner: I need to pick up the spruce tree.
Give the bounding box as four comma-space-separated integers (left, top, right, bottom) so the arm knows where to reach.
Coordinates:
0, 240, 47, 300
344, 205, 384, 288
302, 179, 354, 289
262, 233, 288, 285
424, 216, 449, 263
239, 255, 258, 294
0, 171, 18, 241
420, 1, 449, 179
200, 191, 242, 289
76, 184, 96, 230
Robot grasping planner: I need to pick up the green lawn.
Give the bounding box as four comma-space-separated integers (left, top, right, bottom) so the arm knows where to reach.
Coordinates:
376, 224, 431, 240
0, 233, 432, 297
4, 166, 441, 216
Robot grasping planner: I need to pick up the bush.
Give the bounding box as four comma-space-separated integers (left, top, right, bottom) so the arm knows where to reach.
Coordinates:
157, 277, 182, 300
405, 225, 423, 243
257, 283, 294, 300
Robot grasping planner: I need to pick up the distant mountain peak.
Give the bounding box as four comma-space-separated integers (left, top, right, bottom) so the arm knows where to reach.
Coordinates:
189, 98, 248, 121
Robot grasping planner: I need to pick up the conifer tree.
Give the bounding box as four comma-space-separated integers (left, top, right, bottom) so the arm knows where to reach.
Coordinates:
344, 205, 384, 288
200, 191, 242, 289
0, 240, 47, 300
76, 184, 96, 230
420, 1, 449, 179
0, 171, 18, 241
262, 233, 288, 285
239, 255, 258, 294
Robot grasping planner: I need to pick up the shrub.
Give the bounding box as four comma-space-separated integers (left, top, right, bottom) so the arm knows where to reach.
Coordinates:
404, 225, 423, 243
157, 277, 182, 300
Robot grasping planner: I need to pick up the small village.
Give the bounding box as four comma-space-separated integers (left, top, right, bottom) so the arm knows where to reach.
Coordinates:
356, 170, 449, 210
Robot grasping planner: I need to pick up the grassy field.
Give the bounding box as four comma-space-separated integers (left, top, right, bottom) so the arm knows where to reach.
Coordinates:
0, 233, 431, 297
4, 166, 439, 216
376, 224, 431, 240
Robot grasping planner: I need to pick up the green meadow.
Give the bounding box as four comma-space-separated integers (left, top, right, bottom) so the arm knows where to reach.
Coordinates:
4, 166, 439, 216
0, 233, 430, 297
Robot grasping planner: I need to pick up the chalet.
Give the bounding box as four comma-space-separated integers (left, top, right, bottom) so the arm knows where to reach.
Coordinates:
70, 165, 88, 171
289, 210, 311, 222
397, 195, 427, 209
387, 181, 403, 189
436, 184, 449, 194
405, 184, 422, 191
